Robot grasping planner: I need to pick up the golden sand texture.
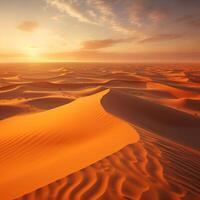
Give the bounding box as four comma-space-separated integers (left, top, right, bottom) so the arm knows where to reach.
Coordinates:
0, 63, 199, 200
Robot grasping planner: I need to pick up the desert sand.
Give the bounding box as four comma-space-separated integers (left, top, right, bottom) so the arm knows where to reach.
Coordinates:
0, 63, 199, 200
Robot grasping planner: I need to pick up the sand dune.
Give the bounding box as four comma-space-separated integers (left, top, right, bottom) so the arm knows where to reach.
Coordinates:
102, 89, 200, 150
104, 79, 146, 89
0, 105, 30, 120
0, 84, 20, 92
0, 85, 51, 99
146, 97, 200, 115
0, 97, 73, 120
0, 89, 139, 200
184, 98, 200, 111
25, 81, 100, 91
15, 127, 200, 200
0, 63, 199, 200
66, 86, 106, 98
147, 82, 199, 98
24, 97, 74, 110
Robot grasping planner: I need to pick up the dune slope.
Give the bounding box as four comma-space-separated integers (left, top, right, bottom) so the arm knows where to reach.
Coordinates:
101, 89, 200, 150
15, 124, 200, 200
0, 89, 139, 200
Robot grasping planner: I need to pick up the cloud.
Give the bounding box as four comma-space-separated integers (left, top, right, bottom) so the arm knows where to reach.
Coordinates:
177, 15, 195, 23
0, 52, 24, 58
17, 21, 39, 32
149, 9, 168, 23
109, 20, 133, 34
177, 15, 200, 27
189, 19, 200, 26
46, 0, 134, 33
139, 34, 182, 44
47, 0, 95, 24
46, 0, 200, 35
51, 15, 64, 21
82, 37, 136, 49
43, 50, 200, 63
128, 0, 169, 26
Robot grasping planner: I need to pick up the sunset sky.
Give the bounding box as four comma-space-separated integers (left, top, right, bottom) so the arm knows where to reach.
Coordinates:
0, 0, 200, 62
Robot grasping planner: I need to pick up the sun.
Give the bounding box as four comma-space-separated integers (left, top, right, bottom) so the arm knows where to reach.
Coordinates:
26, 47, 41, 61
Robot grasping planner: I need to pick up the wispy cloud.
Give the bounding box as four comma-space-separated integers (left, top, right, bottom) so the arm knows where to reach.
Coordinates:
128, 0, 169, 27
46, 0, 200, 35
47, 0, 95, 24
177, 15, 200, 27
17, 21, 39, 32
149, 9, 168, 23
82, 37, 136, 50
46, 0, 134, 34
43, 50, 200, 62
139, 34, 182, 44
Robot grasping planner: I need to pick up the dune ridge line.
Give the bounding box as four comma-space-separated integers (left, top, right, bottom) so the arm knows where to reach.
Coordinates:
0, 89, 139, 200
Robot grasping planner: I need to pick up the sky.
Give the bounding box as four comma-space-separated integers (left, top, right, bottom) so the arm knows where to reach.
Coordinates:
0, 0, 200, 62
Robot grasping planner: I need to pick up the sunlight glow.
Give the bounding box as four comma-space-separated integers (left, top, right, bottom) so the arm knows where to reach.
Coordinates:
26, 47, 41, 61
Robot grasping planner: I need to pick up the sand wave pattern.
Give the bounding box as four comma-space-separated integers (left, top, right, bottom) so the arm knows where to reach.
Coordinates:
0, 89, 138, 200
0, 63, 199, 200
16, 128, 200, 200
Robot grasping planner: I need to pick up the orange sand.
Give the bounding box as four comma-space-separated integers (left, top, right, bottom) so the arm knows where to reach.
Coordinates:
0, 63, 199, 200
0, 89, 139, 199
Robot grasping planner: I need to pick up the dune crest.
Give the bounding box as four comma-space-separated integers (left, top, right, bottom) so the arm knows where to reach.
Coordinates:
0, 89, 139, 200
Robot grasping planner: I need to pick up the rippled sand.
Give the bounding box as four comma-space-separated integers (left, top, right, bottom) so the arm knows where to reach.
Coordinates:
0, 63, 199, 200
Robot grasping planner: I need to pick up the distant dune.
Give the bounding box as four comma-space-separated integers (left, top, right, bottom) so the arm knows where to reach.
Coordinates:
24, 97, 74, 110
